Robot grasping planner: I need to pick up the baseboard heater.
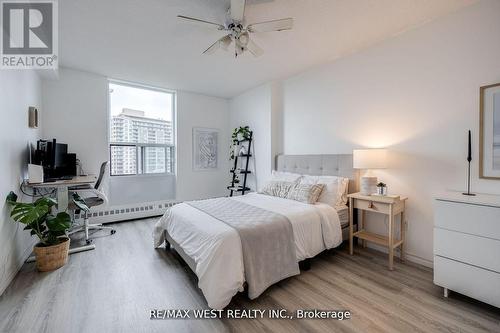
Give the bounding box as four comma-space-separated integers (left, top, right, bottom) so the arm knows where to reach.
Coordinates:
73, 200, 180, 224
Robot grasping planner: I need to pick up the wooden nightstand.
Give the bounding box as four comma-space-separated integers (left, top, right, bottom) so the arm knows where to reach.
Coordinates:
348, 192, 407, 270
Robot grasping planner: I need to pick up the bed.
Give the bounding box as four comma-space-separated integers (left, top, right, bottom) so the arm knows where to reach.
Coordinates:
153, 154, 359, 309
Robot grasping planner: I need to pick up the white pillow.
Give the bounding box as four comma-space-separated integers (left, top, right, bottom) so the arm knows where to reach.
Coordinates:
286, 183, 325, 204
270, 170, 303, 183
299, 175, 349, 207
259, 181, 295, 198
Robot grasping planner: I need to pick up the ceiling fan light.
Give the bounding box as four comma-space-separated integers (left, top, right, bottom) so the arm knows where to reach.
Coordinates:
179, 0, 293, 57
238, 33, 249, 46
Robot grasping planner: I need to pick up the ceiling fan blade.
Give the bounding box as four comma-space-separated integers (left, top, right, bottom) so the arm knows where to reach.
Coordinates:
177, 15, 225, 30
203, 40, 220, 55
230, 0, 245, 22
203, 34, 232, 55
247, 18, 293, 33
246, 39, 264, 57
220, 35, 232, 51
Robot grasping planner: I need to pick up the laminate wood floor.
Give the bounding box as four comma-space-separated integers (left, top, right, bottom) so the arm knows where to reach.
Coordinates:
0, 218, 499, 333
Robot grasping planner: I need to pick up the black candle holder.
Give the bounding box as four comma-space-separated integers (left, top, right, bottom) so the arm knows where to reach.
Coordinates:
463, 130, 476, 196
463, 159, 475, 196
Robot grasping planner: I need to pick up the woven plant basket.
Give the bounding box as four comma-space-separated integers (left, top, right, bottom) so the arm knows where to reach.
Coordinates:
34, 238, 70, 272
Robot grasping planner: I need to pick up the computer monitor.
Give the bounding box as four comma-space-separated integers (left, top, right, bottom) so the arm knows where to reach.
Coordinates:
34, 139, 76, 180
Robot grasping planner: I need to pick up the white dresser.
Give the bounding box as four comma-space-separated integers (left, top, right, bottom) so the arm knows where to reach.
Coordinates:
434, 192, 500, 308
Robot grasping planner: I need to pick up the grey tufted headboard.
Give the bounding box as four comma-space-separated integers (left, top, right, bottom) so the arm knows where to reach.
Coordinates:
276, 154, 359, 194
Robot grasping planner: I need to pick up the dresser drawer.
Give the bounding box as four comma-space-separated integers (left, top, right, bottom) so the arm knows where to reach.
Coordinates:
434, 256, 500, 308
434, 228, 500, 273
353, 200, 390, 214
434, 200, 500, 240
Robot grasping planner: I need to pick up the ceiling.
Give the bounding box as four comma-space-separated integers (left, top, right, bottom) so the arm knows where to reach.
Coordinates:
59, 0, 477, 98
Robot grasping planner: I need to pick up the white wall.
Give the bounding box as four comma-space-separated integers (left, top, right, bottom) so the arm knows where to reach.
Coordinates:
271, 82, 284, 170
281, 0, 500, 265
42, 67, 230, 206
176, 91, 230, 201
0, 71, 42, 295
42, 68, 109, 179
229, 82, 283, 191
230, 84, 272, 191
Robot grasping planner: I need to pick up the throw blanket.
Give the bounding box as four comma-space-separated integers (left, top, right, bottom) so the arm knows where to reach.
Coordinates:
187, 197, 300, 299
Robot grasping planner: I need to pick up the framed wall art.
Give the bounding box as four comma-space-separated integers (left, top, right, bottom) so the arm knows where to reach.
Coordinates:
193, 127, 219, 171
480, 83, 500, 179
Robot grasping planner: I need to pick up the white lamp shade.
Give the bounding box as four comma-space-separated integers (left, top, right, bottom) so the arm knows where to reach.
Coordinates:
353, 149, 388, 169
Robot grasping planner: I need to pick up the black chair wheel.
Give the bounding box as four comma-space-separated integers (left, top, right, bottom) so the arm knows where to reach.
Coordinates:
86, 239, 93, 245
111, 229, 116, 235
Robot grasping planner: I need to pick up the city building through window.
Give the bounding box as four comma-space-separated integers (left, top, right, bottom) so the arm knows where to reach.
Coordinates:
109, 81, 175, 176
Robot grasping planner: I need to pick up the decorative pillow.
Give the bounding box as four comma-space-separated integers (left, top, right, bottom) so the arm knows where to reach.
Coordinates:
270, 170, 303, 183
299, 175, 349, 207
286, 183, 325, 204
259, 181, 295, 198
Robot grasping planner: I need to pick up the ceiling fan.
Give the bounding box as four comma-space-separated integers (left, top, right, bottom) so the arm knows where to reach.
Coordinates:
177, 0, 293, 57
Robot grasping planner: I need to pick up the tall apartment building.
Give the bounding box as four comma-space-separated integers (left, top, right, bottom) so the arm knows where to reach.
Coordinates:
110, 109, 173, 175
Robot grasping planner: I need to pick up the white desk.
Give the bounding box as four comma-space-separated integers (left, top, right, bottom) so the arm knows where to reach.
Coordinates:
28, 175, 97, 212
25, 175, 99, 258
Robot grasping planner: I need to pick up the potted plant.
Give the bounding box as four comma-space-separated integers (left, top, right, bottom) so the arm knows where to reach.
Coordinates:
376, 182, 387, 196
6, 191, 73, 272
229, 126, 251, 160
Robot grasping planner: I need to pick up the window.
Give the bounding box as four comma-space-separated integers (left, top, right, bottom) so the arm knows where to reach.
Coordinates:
108, 81, 175, 176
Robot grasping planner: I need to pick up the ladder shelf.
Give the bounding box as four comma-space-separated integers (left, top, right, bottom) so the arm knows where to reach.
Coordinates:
228, 131, 253, 197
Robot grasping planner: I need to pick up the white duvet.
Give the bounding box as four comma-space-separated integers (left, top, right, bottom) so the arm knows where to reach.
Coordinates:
153, 193, 342, 309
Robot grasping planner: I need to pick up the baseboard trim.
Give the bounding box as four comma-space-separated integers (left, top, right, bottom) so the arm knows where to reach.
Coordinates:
404, 252, 433, 268
0, 238, 36, 296
365, 243, 433, 268
74, 200, 180, 224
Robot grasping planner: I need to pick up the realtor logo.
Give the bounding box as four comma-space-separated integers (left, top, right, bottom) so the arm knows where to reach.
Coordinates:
1, 0, 58, 69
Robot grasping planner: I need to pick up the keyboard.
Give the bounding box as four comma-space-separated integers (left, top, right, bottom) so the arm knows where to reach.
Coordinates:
45, 176, 74, 182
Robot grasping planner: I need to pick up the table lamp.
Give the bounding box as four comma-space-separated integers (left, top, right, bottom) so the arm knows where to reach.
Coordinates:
353, 149, 388, 195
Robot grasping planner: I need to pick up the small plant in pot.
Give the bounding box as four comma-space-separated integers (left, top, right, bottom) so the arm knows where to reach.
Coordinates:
376, 182, 387, 196
6, 191, 73, 272
229, 126, 251, 160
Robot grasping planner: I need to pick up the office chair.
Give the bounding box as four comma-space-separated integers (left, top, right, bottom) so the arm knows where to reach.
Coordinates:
68, 161, 116, 244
